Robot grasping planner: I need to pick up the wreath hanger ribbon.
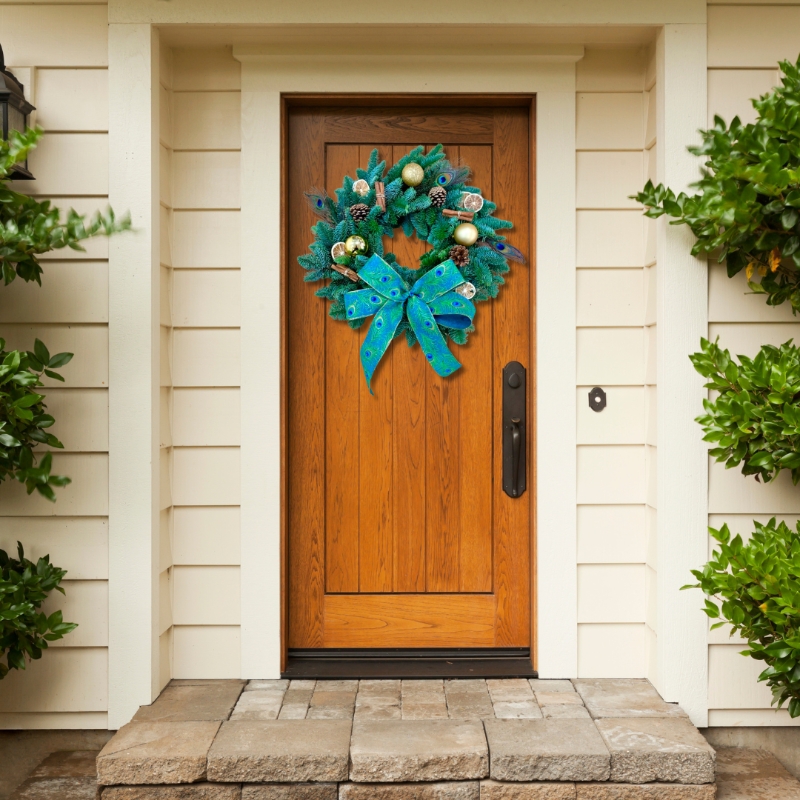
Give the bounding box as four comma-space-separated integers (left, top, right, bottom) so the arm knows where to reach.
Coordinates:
345, 254, 476, 392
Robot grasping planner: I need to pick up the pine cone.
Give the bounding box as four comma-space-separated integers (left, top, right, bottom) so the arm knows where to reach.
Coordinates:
449, 244, 470, 267
428, 186, 447, 208
350, 203, 370, 222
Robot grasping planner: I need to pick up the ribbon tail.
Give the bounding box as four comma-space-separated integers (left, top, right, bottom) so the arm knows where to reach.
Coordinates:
407, 296, 463, 379
360, 301, 404, 393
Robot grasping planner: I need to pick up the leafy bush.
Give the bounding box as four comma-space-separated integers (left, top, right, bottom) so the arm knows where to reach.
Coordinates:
0, 338, 73, 499
686, 518, 800, 717
635, 54, 800, 312
691, 338, 800, 483
0, 542, 76, 678
1, 127, 130, 499
1, 128, 130, 286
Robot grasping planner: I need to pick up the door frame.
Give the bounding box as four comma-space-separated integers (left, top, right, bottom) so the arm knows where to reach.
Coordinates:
235, 49, 580, 680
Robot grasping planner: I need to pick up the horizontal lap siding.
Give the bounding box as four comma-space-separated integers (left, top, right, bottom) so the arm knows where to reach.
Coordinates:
707, 5, 800, 726
169, 47, 242, 678
0, 3, 110, 727
575, 47, 651, 680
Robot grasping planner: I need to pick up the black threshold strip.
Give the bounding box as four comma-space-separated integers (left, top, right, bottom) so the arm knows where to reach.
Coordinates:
283, 648, 538, 679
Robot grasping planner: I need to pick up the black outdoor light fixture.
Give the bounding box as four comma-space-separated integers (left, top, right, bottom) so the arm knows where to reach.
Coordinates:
0, 43, 35, 179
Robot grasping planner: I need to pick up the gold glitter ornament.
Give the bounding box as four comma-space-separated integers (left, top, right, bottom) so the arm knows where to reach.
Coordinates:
453, 222, 479, 246
460, 192, 484, 212
401, 162, 424, 187
352, 179, 370, 197
344, 235, 367, 256
330, 241, 348, 261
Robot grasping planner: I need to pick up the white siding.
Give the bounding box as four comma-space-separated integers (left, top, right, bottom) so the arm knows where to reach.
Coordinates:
576, 47, 652, 679
0, 2, 110, 729
706, 5, 800, 727
168, 47, 242, 679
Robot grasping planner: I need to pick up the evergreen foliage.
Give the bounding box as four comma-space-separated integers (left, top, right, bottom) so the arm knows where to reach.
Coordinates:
298, 145, 518, 348
685, 519, 800, 717
635, 54, 800, 312
0, 542, 76, 679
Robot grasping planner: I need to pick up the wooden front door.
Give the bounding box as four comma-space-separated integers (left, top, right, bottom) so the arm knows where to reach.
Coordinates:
286, 100, 534, 654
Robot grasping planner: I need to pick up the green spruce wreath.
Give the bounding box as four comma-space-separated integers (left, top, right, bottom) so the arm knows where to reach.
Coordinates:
298, 145, 524, 387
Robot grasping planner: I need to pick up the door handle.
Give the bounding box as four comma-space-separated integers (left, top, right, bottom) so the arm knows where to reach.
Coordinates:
503, 362, 526, 498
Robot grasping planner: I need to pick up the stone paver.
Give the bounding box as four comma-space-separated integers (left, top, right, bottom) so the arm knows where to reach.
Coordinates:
487, 681, 540, 720
485, 719, 610, 782
480, 780, 577, 799
307, 689, 357, 721
535, 692, 584, 707
101, 786, 242, 799
540, 705, 590, 720
232, 692, 286, 721
207, 720, 351, 783
349, 719, 489, 782
355, 680, 401, 720
11, 750, 100, 800
446, 682, 494, 720
97, 721, 221, 785
134, 683, 245, 723
575, 786, 716, 799
246, 681, 289, 693
340, 782, 479, 799
242, 785, 337, 799
715, 747, 800, 799
573, 681, 688, 721
402, 680, 449, 720
595, 719, 715, 784
529, 680, 575, 694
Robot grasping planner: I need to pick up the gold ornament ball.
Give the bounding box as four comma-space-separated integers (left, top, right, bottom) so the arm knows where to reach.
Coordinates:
453, 222, 479, 246
401, 162, 424, 187
344, 235, 367, 256
352, 179, 370, 197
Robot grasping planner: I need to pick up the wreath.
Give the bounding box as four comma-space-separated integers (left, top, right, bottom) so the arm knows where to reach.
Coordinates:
298, 144, 524, 392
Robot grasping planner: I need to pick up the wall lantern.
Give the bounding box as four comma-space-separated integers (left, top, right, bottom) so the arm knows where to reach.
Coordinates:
0, 43, 35, 180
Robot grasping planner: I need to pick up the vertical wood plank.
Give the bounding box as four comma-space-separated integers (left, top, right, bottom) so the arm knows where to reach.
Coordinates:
426, 144, 461, 594
392, 143, 428, 593
287, 111, 326, 647
457, 144, 494, 593
492, 109, 531, 645
325, 144, 361, 593
359, 143, 394, 592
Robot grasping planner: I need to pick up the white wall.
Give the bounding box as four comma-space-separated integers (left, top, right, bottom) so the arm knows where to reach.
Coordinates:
705, 1, 800, 727
575, 47, 655, 680
166, 48, 243, 679
0, 1, 111, 729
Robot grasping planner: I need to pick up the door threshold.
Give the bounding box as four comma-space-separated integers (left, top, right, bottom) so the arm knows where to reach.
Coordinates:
283, 648, 538, 679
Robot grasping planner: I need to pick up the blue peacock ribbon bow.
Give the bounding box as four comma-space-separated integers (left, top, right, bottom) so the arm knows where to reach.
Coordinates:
345, 254, 475, 392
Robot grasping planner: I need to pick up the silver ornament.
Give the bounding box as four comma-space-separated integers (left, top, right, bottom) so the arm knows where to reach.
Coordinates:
454, 282, 477, 300
460, 192, 484, 212
353, 179, 370, 197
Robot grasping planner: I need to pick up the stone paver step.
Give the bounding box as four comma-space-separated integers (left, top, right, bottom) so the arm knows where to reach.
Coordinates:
92, 678, 723, 796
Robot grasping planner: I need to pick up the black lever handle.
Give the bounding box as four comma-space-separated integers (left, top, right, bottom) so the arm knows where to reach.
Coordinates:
510, 417, 521, 497
502, 362, 526, 498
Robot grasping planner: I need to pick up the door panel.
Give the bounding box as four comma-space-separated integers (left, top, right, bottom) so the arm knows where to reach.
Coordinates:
287, 103, 533, 650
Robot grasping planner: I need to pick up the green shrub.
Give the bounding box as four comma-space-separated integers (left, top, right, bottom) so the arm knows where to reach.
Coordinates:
691, 337, 800, 483
634, 54, 800, 313
686, 518, 800, 717
0, 338, 73, 499
0, 542, 76, 679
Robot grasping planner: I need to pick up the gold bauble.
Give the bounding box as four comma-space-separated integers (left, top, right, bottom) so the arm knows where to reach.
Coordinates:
331, 241, 348, 261
453, 222, 479, 246
401, 162, 424, 187
352, 179, 370, 197
344, 235, 367, 256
